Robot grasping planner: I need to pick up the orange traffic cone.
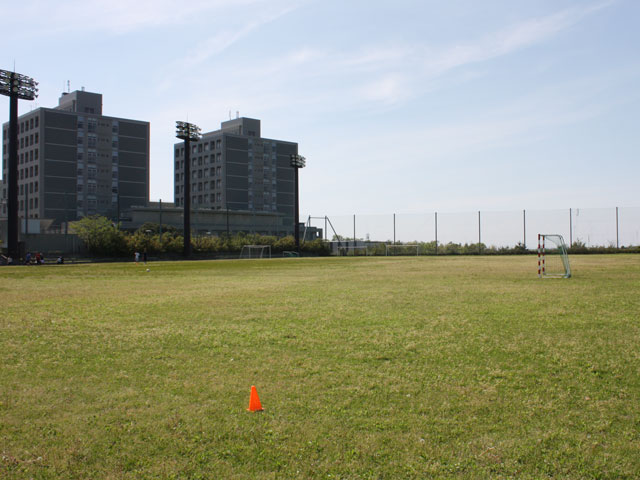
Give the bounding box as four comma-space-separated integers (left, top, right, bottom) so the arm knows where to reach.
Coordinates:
247, 385, 263, 412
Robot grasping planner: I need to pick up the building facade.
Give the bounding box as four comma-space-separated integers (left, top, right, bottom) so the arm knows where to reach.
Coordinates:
1, 90, 149, 229
173, 117, 298, 233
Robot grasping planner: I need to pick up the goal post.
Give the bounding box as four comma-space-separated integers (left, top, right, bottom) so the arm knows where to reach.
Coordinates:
239, 245, 271, 259
385, 244, 420, 256
538, 234, 571, 278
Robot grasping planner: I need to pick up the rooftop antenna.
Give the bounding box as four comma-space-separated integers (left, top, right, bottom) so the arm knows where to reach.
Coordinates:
67, 80, 70, 93
236, 110, 239, 119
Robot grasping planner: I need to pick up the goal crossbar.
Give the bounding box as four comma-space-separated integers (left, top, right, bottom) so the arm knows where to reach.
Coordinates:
239, 245, 272, 259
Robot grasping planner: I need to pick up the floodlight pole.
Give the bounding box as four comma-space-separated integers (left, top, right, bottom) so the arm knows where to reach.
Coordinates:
176, 121, 201, 258
183, 137, 192, 257
290, 154, 306, 253
1, 70, 38, 259
7, 92, 18, 257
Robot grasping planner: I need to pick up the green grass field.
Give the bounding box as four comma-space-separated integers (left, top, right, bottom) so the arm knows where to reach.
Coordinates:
1, 255, 639, 479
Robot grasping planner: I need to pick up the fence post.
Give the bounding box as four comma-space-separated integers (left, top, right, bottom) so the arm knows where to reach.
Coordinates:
569, 208, 573, 246
478, 210, 481, 253
393, 213, 396, 244
435, 212, 438, 255
523, 209, 526, 249
353, 214, 356, 245
616, 207, 619, 249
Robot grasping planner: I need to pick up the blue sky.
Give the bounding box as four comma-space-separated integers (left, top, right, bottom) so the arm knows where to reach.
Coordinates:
2, 0, 639, 217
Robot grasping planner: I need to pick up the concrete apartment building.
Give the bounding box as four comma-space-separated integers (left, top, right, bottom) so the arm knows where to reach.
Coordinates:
1, 89, 149, 230
173, 117, 298, 233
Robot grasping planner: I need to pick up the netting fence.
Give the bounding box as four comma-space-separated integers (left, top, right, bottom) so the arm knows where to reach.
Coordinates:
305, 207, 640, 249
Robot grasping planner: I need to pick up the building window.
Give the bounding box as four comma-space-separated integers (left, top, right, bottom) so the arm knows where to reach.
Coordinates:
35, 117, 39, 128
34, 181, 38, 192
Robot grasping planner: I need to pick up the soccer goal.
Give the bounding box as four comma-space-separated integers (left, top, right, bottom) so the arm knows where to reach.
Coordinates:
239, 245, 271, 259
385, 244, 420, 256
538, 234, 571, 278
337, 245, 368, 256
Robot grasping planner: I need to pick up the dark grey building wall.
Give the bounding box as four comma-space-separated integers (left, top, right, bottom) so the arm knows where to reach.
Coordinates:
3, 102, 150, 227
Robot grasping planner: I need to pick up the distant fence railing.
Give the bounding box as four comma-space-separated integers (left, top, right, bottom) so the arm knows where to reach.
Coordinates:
305, 207, 640, 248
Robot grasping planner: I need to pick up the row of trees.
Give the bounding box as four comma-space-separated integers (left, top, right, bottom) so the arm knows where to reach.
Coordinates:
70, 216, 330, 257
346, 240, 639, 255
70, 216, 639, 258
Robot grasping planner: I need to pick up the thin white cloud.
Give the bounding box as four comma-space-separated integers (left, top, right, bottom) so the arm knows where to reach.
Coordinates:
181, 4, 299, 68
425, 2, 612, 76
6, 0, 280, 36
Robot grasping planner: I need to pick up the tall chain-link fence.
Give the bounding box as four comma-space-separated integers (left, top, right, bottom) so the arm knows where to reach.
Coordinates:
305, 207, 640, 248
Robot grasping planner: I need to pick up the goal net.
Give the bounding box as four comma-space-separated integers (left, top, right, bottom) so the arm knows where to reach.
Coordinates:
538, 234, 571, 278
239, 245, 271, 259
385, 244, 420, 256
337, 245, 368, 256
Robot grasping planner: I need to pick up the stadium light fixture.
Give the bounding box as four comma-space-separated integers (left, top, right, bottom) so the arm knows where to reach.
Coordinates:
176, 121, 201, 257
1, 69, 38, 259
289, 154, 306, 253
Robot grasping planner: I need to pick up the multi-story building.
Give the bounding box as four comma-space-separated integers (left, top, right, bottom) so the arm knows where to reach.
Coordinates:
1, 89, 149, 228
173, 117, 298, 231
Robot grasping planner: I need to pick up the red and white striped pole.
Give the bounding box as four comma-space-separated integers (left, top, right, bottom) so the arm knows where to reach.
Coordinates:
537, 234, 541, 278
